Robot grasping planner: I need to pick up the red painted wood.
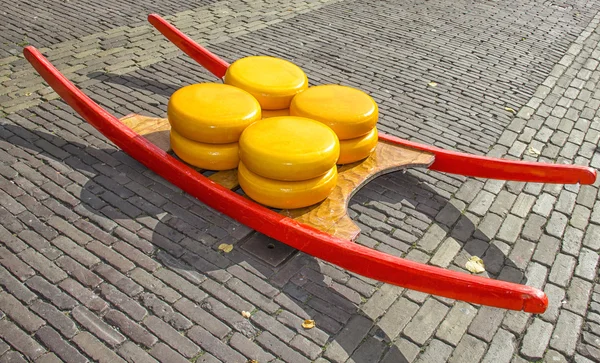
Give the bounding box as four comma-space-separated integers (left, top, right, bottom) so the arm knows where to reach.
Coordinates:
379, 133, 597, 184
24, 46, 548, 313
148, 14, 230, 78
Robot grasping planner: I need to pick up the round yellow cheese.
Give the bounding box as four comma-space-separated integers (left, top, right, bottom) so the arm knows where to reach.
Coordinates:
290, 84, 378, 139
239, 116, 339, 181
170, 129, 239, 170
238, 161, 337, 209
167, 83, 261, 144
262, 108, 289, 119
338, 127, 378, 164
224, 56, 308, 110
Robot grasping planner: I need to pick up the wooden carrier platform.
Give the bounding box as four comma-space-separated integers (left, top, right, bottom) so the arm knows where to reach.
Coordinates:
121, 114, 435, 241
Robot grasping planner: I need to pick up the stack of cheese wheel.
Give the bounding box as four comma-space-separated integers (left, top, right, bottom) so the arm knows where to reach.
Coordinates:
290, 85, 379, 164
238, 116, 340, 209
167, 83, 261, 170
224, 56, 308, 117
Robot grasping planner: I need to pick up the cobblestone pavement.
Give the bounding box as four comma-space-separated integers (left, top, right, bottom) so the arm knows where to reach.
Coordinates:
1, 0, 600, 362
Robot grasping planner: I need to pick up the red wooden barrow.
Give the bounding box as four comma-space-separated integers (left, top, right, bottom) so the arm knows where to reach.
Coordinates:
22, 15, 597, 313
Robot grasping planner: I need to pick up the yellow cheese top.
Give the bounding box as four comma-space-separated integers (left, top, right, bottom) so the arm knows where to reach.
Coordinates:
224, 56, 308, 110
239, 116, 339, 181
290, 84, 378, 139
167, 83, 261, 144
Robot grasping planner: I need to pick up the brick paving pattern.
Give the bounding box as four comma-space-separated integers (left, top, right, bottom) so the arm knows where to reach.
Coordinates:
1, 0, 600, 362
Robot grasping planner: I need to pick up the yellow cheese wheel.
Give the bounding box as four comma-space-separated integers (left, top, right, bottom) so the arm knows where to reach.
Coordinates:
239, 116, 339, 181
170, 129, 239, 170
238, 161, 337, 209
262, 108, 289, 119
290, 84, 378, 139
224, 56, 308, 110
167, 83, 261, 144
338, 127, 378, 164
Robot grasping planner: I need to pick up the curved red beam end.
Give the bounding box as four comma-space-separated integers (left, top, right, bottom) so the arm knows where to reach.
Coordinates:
23, 45, 548, 313
148, 14, 230, 78
380, 134, 597, 185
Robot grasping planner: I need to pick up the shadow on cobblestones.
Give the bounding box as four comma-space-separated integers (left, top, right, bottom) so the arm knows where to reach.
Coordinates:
3, 119, 529, 359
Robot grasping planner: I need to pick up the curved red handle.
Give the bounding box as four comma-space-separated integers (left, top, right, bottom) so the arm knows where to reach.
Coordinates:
148, 14, 230, 78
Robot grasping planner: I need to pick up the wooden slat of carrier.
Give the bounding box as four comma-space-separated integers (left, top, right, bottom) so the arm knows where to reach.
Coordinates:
119, 114, 434, 241
281, 142, 434, 240
120, 114, 239, 188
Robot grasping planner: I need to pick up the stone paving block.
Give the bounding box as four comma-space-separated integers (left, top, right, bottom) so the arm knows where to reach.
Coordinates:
532, 234, 560, 266
173, 298, 230, 339
0, 292, 44, 333
496, 214, 524, 244
564, 277, 593, 315
520, 318, 553, 360
117, 341, 159, 363
532, 193, 556, 217
130, 268, 181, 303
361, 283, 402, 320
25, 276, 77, 310
324, 314, 372, 362
54, 256, 102, 289
521, 214, 546, 241
229, 332, 275, 363
551, 310, 584, 356
502, 309, 530, 336
583, 224, 600, 251
549, 254, 577, 287
290, 333, 322, 361
468, 306, 505, 343
377, 297, 418, 343
148, 342, 189, 363
52, 236, 100, 268
546, 211, 569, 238
104, 309, 157, 348
35, 326, 88, 363
563, 226, 584, 256
0, 351, 28, 362
0, 247, 35, 281
143, 315, 199, 358
448, 334, 487, 363
0, 320, 46, 360
404, 298, 449, 345
99, 283, 146, 322
30, 300, 78, 338
72, 332, 125, 363
481, 329, 516, 363
436, 301, 478, 346
276, 310, 329, 346
188, 325, 248, 363
575, 248, 599, 281
71, 306, 125, 348
467, 190, 495, 216
93, 263, 143, 297
0, 266, 36, 304
414, 339, 453, 363
139, 293, 192, 331
59, 278, 108, 312
153, 268, 207, 304
19, 249, 67, 283
226, 277, 279, 314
